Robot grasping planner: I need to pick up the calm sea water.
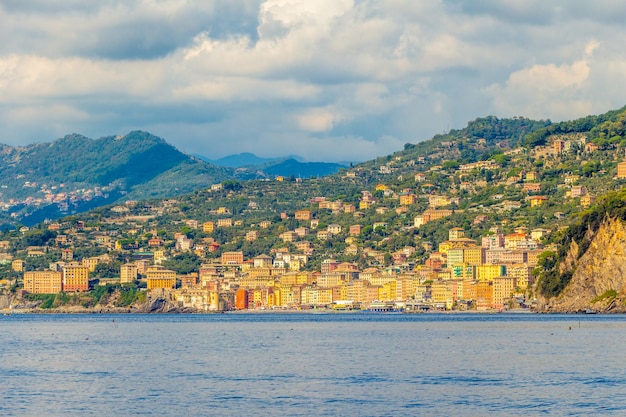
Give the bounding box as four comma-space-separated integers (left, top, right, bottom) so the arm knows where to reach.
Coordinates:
2, 313, 626, 416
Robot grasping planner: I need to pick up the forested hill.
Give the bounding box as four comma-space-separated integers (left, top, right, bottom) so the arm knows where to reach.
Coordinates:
0, 131, 233, 225
359, 115, 553, 175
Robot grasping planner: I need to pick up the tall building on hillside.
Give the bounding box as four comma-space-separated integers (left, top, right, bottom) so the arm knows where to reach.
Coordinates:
145, 266, 176, 289
12, 259, 25, 272
221, 251, 244, 265
23, 270, 63, 294
63, 266, 90, 292
120, 263, 138, 284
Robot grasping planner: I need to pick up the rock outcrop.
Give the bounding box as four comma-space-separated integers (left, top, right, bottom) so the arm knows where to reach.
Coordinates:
542, 217, 626, 312
2, 289, 200, 314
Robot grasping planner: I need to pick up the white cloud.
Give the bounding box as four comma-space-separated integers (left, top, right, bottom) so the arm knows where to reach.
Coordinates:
296, 108, 339, 132
1, 1, 626, 161
486, 42, 609, 121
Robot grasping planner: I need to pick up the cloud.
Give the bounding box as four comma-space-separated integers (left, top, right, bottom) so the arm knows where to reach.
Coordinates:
296, 108, 339, 132
1, 1, 626, 161
485, 41, 614, 121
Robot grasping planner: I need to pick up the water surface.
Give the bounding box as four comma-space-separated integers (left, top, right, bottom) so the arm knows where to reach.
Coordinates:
2, 313, 625, 416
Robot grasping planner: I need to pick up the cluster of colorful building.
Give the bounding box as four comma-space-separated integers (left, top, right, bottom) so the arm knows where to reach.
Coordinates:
224, 226, 544, 311
12, 223, 544, 312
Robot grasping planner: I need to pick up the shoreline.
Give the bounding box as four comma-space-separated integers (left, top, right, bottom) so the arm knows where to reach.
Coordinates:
4, 307, 612, 315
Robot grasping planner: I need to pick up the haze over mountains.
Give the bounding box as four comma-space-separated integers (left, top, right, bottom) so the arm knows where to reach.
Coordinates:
196, 152, 348, 178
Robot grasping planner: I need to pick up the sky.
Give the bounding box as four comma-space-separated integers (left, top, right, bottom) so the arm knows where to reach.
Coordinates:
2, 1, 626, 162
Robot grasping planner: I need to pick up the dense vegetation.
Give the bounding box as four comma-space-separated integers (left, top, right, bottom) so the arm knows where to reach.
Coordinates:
22, 283, 145, 309
524, 105, 626, 148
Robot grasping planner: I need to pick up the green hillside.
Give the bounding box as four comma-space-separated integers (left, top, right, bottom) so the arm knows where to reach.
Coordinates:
0, 131, 233, 225
3, 106, 626, 309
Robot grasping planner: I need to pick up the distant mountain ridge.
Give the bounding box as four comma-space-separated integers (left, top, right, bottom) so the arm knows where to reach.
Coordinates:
200, 152, 286, 168
196, 152, 348, 178
0, 132, 349, 226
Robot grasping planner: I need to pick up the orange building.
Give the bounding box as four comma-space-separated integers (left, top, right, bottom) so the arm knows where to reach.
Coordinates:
553, 140, 565, 154
349, 225, 362, 235
221, 251, 244, 265
235, 288, 249, 309
475, 281, 494, 310
493, 277, 515, 310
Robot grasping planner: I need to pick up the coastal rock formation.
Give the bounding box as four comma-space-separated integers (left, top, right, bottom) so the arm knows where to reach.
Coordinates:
1, 289, 197, 314
543, 218, 626, 312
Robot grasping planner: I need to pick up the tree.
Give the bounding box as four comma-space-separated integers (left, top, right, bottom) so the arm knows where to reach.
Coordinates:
162, 253, 202, 275
222, 180, 243, 192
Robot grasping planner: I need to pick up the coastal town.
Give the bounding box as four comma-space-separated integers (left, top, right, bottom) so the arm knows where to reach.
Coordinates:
3, 128, 626, 314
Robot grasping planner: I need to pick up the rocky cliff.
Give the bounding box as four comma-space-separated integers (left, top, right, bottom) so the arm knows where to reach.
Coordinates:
541, 217, 626, 312
1, 289, 199, 314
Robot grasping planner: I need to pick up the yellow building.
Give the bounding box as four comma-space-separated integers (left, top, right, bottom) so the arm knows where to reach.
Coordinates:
448, 227, 465, 240
266, 286, 282, 308
146, 266, 176, 289
507, 264, 534, 290
153, 250, 167, 264
437, 269, 452, 281
378, 280, 397, 301
12, 259, 25, 272
428, 195, 453, 208
446, 249, 464, 267
23, 270, 62, 294
431, 281, 454, 310
81, 257, 99, 272
203, 221, 215, 233
295, 210, 312, 220
529, 195, 548, 207
580, 195, 596, 208
437, 238, 477, 255
279, 284, 302, 306
399, 193, 417, 206
62, 266, 90, 292
617, 161, 626, 179
246, 230, 258, 241
301, 286, 333, 306
462, 279, 476, 302
120, 263, 138, 284
359, 200, 373, 210
476, 264, 506, 282
451, 265, 475, 280
464, 246, 485, 266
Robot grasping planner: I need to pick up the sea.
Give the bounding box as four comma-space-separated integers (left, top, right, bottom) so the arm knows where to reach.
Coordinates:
2, 312, 625, 417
